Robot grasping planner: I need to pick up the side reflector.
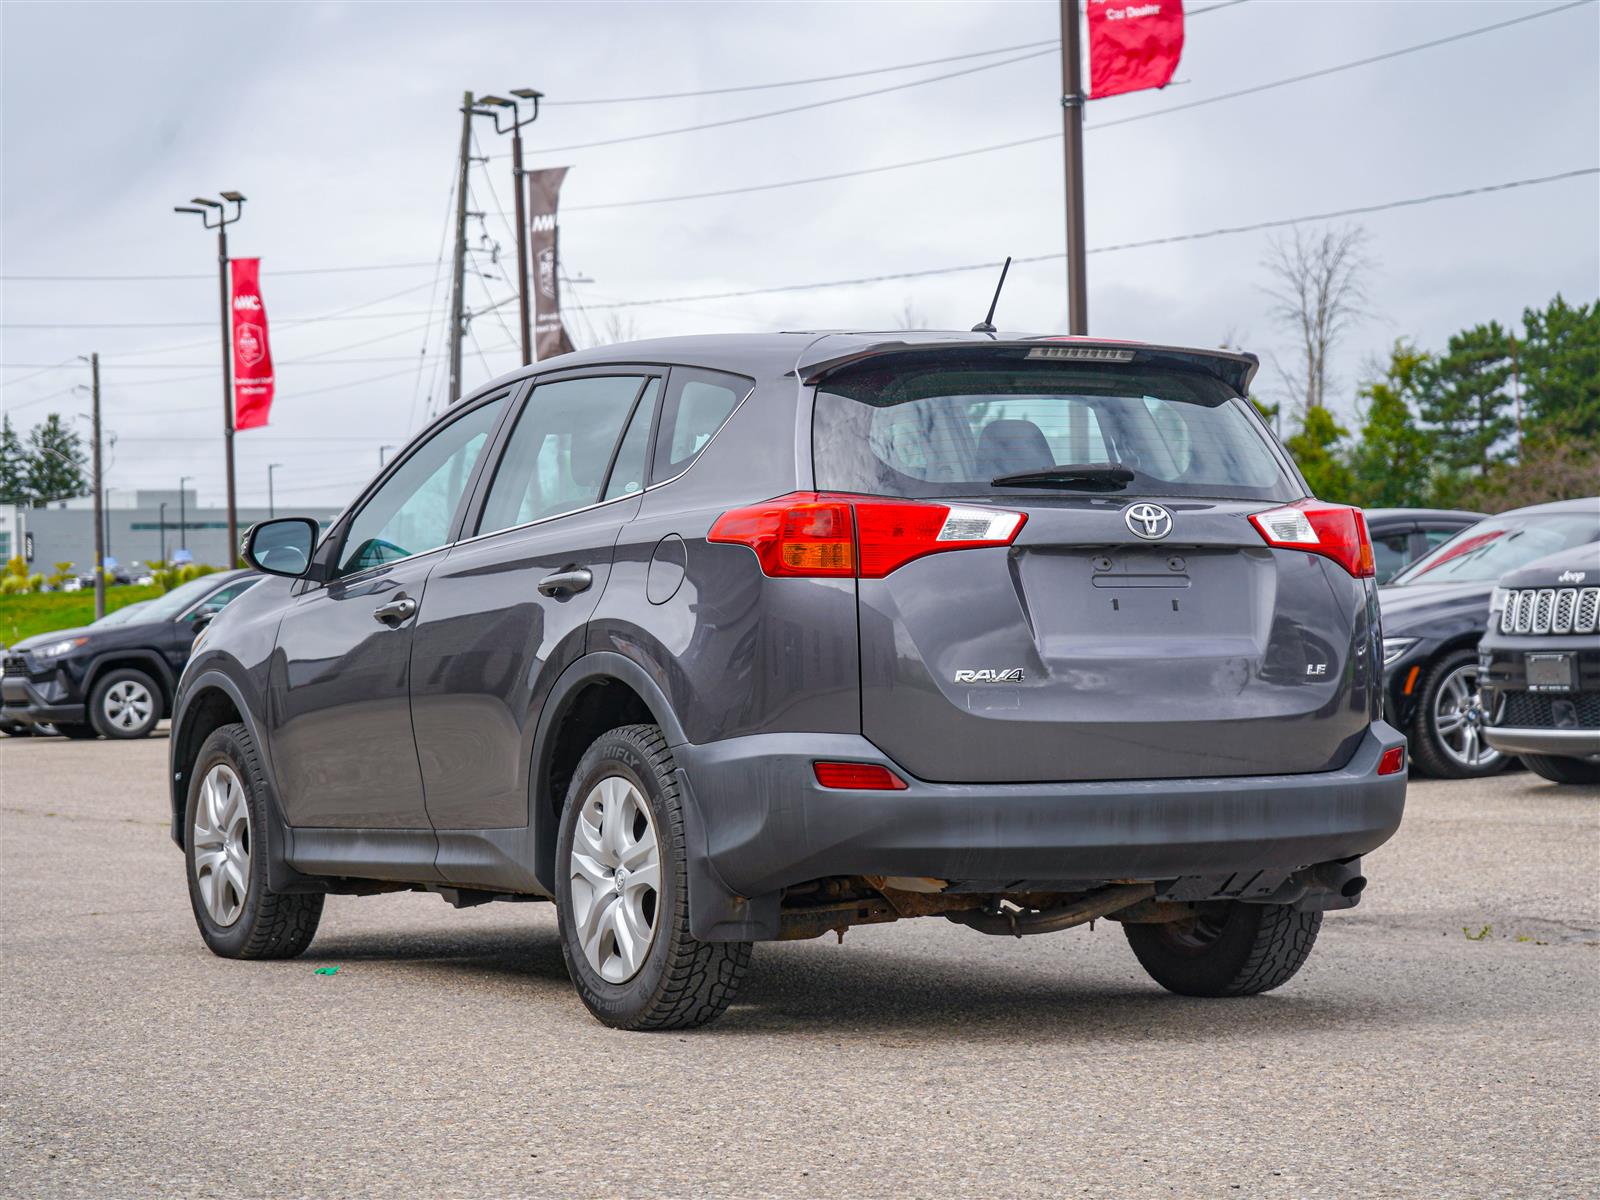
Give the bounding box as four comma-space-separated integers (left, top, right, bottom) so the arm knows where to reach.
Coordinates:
1249, 500, 1376, 578
813, 762, 908, 790
1403, 665, 1421, 696
1377, 745, 1406, 776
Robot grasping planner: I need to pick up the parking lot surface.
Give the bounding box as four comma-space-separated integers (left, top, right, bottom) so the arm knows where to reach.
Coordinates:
2, 732, 1596, 1198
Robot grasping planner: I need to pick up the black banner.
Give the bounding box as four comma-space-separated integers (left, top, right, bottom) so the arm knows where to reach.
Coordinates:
527, 166, 575, 360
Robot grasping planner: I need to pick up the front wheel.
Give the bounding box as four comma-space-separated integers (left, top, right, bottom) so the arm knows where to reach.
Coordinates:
1521, 754, 1600, 786
90, 668, 162, 739
185, 723, 323, 959
1124, 902, 1322, 997
555, 724, 751, 1031
1410, 649, 1505, 779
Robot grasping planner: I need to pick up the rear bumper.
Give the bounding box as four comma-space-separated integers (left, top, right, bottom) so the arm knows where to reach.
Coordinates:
1483, 726, 1600, 759
675, 722, 1408, 939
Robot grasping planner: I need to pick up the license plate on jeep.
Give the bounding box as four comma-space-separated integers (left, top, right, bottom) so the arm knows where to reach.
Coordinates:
1525, 652, 1574, 692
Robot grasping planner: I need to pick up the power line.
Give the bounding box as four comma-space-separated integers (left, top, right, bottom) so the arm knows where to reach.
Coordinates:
532, 48, 1057, 155
2, 308, 443, 330
1, 262, 436, 283
574, 169, 1599, 310
557, 0, 1593, 213
0, 354, 427, 369
534, 1, 1246, 107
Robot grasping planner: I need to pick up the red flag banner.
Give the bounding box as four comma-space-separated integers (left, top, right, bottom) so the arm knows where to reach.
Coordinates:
230, 257, 275, 430
1088, 1, 1185, 99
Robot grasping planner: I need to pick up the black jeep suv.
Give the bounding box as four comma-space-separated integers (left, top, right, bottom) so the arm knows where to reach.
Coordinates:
2, 570, 258, 739
168, 333, 1407, 1030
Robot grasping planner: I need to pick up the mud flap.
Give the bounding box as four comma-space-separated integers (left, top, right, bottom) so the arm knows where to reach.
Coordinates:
675, 767, 781, 941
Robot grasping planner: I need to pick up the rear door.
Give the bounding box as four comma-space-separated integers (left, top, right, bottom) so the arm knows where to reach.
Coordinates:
409, 372, 660, 830
813, 349, 1373, 783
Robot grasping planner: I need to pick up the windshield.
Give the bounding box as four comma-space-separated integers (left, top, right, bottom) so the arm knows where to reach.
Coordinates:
136, 575, 231, 622
1389, 512, 1600, 585
93, 602, 149, 627
814, 363, 1294, 501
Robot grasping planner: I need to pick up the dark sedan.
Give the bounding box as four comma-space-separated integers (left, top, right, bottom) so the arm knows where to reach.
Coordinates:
1379, 497, 1600, 778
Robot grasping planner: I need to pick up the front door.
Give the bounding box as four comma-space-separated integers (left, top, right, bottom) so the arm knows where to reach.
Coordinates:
268, 391, 510, 828
410, 373, 660, 830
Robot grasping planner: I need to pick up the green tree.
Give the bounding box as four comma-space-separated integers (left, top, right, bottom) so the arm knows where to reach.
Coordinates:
1518, 294, 1600, 441
0, 416, 29, 505
1285, 405, 1354, 501
1418, 322, 1515, 476
23, 413, 87, 504
1347, 341, 1433, 507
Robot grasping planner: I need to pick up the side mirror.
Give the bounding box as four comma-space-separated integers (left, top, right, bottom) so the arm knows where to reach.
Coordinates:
243, 517, 320, 579
190, 610, 215, 633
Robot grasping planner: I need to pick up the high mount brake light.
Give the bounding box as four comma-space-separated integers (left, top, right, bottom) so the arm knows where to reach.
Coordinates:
1249, 500, 1375, 578
708, 492, 1026, 579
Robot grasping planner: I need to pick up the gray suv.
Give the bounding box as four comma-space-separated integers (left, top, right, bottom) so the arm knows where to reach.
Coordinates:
169, 333, 1408, 1030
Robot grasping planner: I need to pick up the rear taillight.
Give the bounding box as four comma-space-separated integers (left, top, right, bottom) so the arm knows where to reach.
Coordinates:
1377, 745, 1406, 776
1248, 500, 1375, 578
709, 492, 1025, 579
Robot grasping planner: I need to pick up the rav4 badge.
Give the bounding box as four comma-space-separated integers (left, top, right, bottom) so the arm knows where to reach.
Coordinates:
955, 668, 1025, 683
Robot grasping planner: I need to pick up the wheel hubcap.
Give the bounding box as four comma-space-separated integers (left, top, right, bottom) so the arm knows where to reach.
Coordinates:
568, 776, 661, 984
104, 680, 153, 731
1432, 662, 1501, 770
192, 763, 250, 926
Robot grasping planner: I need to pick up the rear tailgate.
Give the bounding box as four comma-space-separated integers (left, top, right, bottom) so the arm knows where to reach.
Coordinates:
858, 497, 1373, 782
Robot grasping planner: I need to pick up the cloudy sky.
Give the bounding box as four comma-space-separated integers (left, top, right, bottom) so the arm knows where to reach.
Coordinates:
2, 0, 1596, 512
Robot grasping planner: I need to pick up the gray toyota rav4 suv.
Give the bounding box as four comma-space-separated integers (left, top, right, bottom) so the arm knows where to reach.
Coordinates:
170, 332, 1407, 1029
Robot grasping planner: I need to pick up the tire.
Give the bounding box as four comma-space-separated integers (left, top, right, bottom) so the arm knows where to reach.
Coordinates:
184, 722, 323, 959
1521, 754, 1600, 786
53, 723, 98, 739
555, 723, 752, 1031
1409, 648, 1505, 779
89, 667, 162, 739
1124, 902, 1322, 997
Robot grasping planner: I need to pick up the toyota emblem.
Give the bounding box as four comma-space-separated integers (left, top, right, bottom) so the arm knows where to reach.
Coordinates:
1124, 503, 1173, 541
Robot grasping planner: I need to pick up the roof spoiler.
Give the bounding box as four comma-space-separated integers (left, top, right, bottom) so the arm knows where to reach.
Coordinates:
799, 337, 1259, 396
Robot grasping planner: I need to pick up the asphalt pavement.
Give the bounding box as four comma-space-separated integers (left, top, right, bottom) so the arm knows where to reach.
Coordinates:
2, 731, 1596, 1198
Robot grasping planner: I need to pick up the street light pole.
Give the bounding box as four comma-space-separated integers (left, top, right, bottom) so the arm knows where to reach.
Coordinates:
1059, 0, 1089, 334
88, 353, 105, 620
158, 502, 168, 563
473, 89, 544, 367
174, 192, 246, 561
267, 463, 282, 519
178, 475, 192, 558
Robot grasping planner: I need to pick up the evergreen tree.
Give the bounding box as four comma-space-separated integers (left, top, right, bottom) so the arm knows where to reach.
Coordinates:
1285, 405, 1353, 502
23, 413, 87, 504
1347, 341, 1433, 508
1518, 294, 1600, 441
1418, 322, 1515, 475
0, 416, 30, 505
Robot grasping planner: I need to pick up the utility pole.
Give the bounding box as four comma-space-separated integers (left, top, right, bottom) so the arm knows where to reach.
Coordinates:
448, 90, 475, 404
89, 353, 105, 621
267, 463, 282, 518
473, 90, 544, 366
1060, 0, 1089, 334
178, 475, 192, 559
173, 193, 246, 561
1508, 331, 1524, 460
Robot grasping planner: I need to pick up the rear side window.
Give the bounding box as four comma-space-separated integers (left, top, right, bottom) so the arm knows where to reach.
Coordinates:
814, 363, 1293, 502
477, 376, 650, 535
652, 369, 751, 479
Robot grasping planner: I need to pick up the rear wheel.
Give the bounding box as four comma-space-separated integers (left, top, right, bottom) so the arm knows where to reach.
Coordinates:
1410, 649, 1504, 779
1521, 754, 1600, 785
1124, 902, 1322, 997
185, 723, 323, 959
555, 724, 751, 1031
90, 668, 162, 739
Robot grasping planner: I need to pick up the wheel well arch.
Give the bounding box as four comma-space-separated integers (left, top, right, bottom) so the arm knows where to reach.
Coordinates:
84, 651, 175, 708
169, 684, 245, 839
529, 653, 685, 893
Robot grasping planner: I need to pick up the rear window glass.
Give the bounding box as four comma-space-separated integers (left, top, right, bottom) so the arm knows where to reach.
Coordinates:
653, 369, 751, 479
814, 364, 1293, 501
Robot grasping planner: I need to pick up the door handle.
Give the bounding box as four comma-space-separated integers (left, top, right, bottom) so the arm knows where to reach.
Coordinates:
372, 596, 417, 624
538, 567, 593, 597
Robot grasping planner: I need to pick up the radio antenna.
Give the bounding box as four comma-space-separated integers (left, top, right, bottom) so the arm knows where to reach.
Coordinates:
970, 257, 1012, 334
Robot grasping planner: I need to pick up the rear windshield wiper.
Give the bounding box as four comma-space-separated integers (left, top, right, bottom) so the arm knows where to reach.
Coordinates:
989, 463, 1135, 490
